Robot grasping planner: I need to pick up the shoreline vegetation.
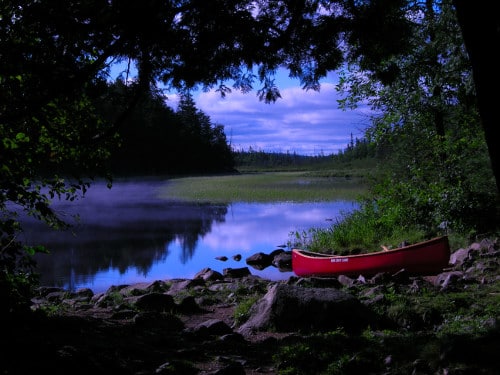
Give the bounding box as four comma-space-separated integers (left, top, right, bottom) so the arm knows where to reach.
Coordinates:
157, 155, 489, 255
11, 233, 499, 375
5, 160, 498, 375
157, 166, 378, 255
158, 171, 368, 203
158, 153, 376, 204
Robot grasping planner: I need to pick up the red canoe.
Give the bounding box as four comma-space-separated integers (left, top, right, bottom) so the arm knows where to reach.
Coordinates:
292, 236, 451, 278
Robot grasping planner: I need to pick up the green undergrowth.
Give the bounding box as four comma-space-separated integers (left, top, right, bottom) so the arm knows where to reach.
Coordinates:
233, 295, 261, 325
273, 327, 500, 375
273, 274, 500, 375
289, 197, 474, 254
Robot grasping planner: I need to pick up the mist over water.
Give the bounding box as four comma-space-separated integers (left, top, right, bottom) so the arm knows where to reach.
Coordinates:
18, 179, 358, 293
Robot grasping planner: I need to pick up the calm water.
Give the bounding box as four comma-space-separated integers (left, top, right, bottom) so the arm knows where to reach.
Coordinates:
18, 179, 357, 293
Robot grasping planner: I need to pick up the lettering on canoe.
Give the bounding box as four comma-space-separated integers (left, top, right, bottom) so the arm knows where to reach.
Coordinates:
330, 258, 348, 263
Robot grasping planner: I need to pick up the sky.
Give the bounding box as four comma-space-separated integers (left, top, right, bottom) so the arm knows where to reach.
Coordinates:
164, 69, 373, 156
112, 64, 373, 156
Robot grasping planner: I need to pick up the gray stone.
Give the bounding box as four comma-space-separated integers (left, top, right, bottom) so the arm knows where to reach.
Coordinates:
238, 283, 377, 335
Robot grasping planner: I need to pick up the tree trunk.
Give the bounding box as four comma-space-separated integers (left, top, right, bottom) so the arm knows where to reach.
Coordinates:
453, 0, 500, 197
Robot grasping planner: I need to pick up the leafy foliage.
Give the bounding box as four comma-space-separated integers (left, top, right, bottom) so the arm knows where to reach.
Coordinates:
1, 0, 498, 319
0, 219, 47, 318
336, 0, 497, 239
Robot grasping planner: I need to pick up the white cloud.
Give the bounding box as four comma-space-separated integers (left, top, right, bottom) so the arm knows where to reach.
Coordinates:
165, 70, 372, 156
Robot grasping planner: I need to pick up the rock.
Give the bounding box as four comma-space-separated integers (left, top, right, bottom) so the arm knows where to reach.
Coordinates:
294, 276, 343, 288
194, 268, 224, 281
168, 278, 206, 294
23, 237, 500, 375
36, 286, 66, 297
238, 283, 377, 335
271, 251, 292, 270
206, 363, 246, 375
434, 271, 464, 290
177, 295, 203, 314
119, 280, 169, 296
449, 248, 470, 266
74, 288, 94, 299
245, 252, 273, 270
133, 311, 185, 331
269, 248, 285, 257
132, 292, 176, 312
223, 267, 251, 278
193, 319, 233, 336
220, 332, 245, 343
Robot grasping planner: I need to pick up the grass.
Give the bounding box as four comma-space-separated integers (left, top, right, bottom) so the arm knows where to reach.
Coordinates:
234, 295, 261, 325
288, 200, 430, 254
157, 165, 477, 252
270, 270, 500, 374
158, 170, 449, 252
158, 172, 368, 203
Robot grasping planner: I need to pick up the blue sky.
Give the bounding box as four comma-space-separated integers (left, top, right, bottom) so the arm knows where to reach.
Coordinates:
112, 64, 372, 156
164, 69, 372, 156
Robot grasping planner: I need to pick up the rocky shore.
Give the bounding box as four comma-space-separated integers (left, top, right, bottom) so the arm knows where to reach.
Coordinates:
2, 238, 499, 374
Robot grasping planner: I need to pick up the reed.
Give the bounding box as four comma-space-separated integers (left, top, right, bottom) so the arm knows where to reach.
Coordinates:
158, 172, 368, 203
291, 203, 428, 254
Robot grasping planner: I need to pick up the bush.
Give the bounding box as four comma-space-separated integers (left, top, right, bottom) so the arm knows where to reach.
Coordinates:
0, 220, 46, 318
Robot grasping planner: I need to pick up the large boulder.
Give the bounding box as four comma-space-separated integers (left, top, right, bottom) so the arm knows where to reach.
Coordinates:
238, 283, 377, 335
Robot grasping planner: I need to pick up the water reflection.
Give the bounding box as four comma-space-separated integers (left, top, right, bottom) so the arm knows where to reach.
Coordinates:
18, 179, 357, 293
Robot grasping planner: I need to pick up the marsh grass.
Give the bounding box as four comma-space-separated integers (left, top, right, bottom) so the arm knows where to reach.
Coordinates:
290, 201, 428, 254
158, 172, 368, 203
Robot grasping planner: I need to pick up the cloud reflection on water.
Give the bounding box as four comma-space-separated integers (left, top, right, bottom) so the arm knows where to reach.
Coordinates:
20, 179, 358, 293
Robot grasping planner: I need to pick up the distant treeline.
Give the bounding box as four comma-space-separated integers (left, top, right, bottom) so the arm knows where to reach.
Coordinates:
233, 135, 376, 169
94, 81, 374, 176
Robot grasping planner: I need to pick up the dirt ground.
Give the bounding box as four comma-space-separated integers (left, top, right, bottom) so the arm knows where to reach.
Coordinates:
1, 300, 293, 375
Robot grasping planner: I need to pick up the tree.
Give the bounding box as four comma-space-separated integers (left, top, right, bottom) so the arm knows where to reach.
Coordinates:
101, 81, 183, 175
452, 0, 500, 195
0, 0, 333, 231
335, 0, 496, 233
175, 92, 234, 172
0, 0, 273, 315
337, 0, 500, 197
100, 83, 234, 175
2, 0, 498, 316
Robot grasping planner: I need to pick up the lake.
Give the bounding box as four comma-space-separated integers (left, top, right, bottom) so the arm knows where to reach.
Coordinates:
18, 179, 358, 293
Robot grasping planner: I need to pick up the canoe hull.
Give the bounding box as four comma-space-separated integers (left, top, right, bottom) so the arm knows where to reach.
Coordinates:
292, 236, 451, 278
